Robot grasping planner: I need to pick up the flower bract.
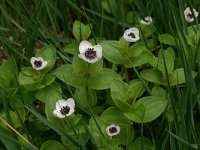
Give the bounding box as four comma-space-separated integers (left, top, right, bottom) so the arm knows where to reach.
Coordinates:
78, 40, 102, 64
30, 57, 47, 70
123, 27, 140, 42
53, 98, 75, 118
106, 124, 120, 137
140, 16, 153, 25
184, 7, 198, 23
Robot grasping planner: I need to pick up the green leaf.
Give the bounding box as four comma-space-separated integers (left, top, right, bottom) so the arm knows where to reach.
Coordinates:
127, 137, 155, 150
63, 43, 78, 55
158, 33, 176, 46
170, 68, 198, 85
36, 45, 57, 73
111, 80, 129, 101
124, 50, 155, 68
42, 73, 56, 86
88, 68, 121, 90
100, 40, 124, 64
72, 54, 103, 75
111, 80, 143, 110
35, 83, 62, 103
0, 57, 18, 88
186, 24, 200, 47
140, 69, 163, 84
74, 88, 97, 109
152, 86, 166, 98
40, 140, 65, 150
53, 64, 87, 88
72, 20, 92, 42
127, 43, 147, 57
112, 97, 132, 112
101, 107, 132, 126
124, 96, 167, 123
18, 67, 44, 85
101, 0, 117, 14
156, 49, 174, 75
125, 81, 143, 103
141, 25, 156, 38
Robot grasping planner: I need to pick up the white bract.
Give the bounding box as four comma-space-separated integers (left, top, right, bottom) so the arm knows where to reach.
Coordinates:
106, 124, 120, 137
123, 27, 140, 42
184, 7, 198, 23
30, 57, 47, 70
140, 16, 153, 25
53, 98, 75, 118
78, 40, 102, 64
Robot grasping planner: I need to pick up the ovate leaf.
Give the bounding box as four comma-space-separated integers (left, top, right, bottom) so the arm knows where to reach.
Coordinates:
124, 96, 167, 123
170, 68, 198, 85
158, 33, 176, 46
40, 140, 65, 150
73, 20, 92, 42
140, 69, 163, 84
100, 40, 124, 64
88, 68, 121, 90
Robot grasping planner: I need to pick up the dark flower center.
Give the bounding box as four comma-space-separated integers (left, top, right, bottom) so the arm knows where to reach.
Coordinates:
109, 127, 117, 134
60, 106, 70, 115
34, 60, 43, 68
128, 32, 135, 38
84, 48, 96, 60
144, 18, 150, 23
187, 13, 193, 19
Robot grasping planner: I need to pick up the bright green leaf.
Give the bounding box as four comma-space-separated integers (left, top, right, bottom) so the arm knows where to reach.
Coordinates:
170, 68, 198, 85
63, 43, 78, 55
88, 68, 121, 90
40, 140, 65, 150
124, 96, 167, 123
156, 49, 174, 75
127, 137, 155, 150
100, 40, 124, 64
74, 88, 97, 109
140, 69, 163, 84
73, 20, 92, 42
35, 83, 62, 103
158, 33, 176, 46
53, 64, 87, 88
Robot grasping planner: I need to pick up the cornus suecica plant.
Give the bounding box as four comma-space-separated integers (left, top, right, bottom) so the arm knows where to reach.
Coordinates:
140, 16, 153, 25
53, 98, 75, 118
30, 57, 47, 70
123, 27, 140, 42
106, 124, 120, 137
184, 7, 199, 23
78, 40, 102, 63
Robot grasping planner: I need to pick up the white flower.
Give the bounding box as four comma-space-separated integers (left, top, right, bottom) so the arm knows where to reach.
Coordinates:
140, 16, 153, 25
53, 98, 75, 118
30, 57, 47, 70
184, 7, 198, 23
106, 124, 120, 137
123, 27, 140, 42
78, 40, 102, 64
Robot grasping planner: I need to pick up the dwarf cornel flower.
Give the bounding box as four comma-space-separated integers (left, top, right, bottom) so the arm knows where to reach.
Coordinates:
123, 27, 140, 42
106, 124, 120, 137
30, 57, 47, 70
53, 98, 75, 118
184, 7, 198, 23
78, 40, 102, 64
